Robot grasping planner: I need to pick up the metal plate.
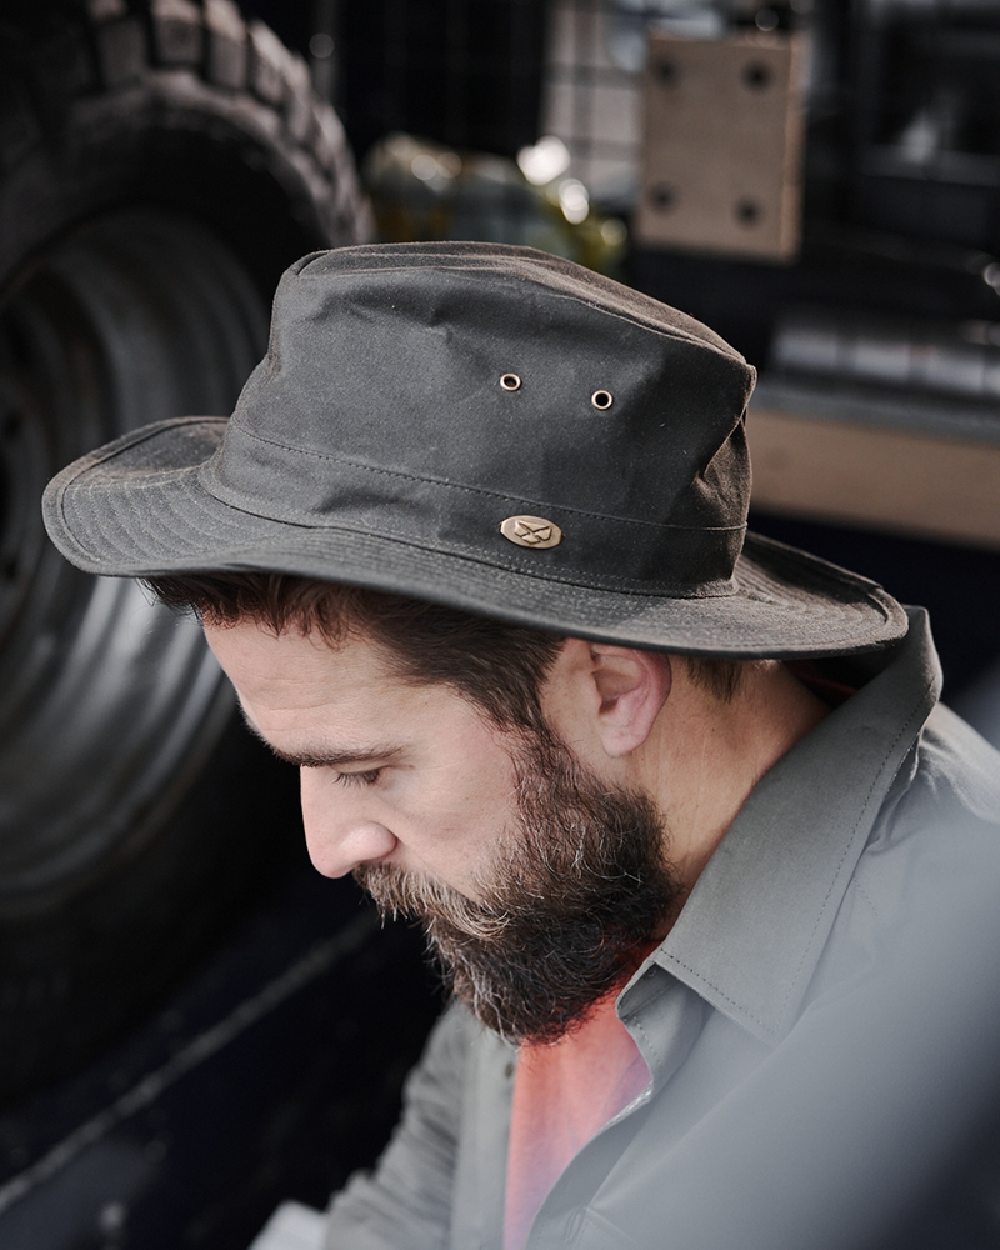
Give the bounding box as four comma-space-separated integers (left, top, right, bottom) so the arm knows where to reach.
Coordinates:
637, 31, 805, 261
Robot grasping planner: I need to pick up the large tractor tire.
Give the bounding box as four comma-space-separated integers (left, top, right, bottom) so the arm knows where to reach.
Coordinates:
0, 0, 369, 1101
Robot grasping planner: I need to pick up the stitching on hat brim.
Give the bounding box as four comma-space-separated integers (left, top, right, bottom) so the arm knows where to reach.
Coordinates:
62, 467, 739, 597
50, 471, 904, 645
43, 422, 906, 654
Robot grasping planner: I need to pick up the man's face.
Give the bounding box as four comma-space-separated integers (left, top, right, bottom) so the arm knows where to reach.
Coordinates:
204, 620, 680, 1043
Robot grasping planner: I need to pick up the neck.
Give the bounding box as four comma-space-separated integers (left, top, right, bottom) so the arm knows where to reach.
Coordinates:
646, 662, 830, 895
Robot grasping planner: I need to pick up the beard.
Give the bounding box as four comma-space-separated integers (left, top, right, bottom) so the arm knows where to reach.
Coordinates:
354, 725, 682, 1046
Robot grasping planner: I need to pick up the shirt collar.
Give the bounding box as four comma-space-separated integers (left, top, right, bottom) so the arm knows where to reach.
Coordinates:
650, 607, 940, 1045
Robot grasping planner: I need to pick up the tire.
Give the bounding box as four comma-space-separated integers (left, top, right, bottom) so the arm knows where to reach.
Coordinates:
0, 0, 369, 1101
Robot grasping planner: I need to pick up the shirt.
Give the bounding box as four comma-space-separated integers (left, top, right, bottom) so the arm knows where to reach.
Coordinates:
322, 607, 1000, 1250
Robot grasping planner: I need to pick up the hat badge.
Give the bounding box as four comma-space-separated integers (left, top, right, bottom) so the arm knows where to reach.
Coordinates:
500, 515, 563, 549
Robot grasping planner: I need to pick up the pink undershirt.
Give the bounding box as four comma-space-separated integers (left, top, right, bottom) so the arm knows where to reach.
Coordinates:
502, 991, 651, 1250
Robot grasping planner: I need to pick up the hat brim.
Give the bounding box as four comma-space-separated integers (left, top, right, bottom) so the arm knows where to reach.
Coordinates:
42, 417, 909, 659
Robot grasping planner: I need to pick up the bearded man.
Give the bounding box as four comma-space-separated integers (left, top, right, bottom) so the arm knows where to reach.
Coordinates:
43, 243, 1000, 1250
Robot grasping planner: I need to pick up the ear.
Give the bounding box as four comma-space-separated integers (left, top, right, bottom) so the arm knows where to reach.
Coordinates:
588, 643, 671, 757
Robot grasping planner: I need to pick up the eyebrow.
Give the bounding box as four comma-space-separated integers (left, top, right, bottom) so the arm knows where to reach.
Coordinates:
237, 705, 403, 770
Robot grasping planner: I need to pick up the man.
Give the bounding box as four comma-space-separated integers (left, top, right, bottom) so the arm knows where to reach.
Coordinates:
43, 243, 1000, 1249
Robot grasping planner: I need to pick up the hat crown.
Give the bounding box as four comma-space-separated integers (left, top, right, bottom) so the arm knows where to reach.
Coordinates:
207, 243, 755, 594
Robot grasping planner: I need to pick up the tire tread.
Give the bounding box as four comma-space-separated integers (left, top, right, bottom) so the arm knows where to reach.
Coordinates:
87, 1, 146, 89
202, 0, 246, 90
148, 0, 203, 69
0, 0, 370, 278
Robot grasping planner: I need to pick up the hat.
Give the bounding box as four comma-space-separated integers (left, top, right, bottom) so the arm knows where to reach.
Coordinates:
41, 241, 907, 658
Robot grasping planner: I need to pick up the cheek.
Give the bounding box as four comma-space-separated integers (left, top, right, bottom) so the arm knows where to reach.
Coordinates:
410, 739, 519, 852
418, 768, 513, 841
456, 737, 520, 811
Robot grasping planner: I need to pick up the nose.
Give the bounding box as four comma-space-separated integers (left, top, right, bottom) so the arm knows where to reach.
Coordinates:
299, 769, 398, 878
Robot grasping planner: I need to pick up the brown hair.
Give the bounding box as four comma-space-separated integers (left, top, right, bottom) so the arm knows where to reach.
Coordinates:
145, 572, 744, 724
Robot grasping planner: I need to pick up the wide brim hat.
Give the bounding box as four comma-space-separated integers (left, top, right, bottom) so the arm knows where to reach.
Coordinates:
42, 242, 907, 658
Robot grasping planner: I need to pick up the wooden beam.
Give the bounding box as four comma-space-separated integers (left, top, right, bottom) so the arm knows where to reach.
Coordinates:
747, 406, 1000, 549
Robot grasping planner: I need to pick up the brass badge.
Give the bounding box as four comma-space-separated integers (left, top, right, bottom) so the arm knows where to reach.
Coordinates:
500, 515, 562, 549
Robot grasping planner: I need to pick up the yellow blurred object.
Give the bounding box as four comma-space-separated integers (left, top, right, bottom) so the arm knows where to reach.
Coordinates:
364, 134, 627, 276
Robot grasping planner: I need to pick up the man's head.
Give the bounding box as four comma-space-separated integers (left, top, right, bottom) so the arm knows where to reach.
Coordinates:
41, 242, 908, 1037
149, 572, 745, 1043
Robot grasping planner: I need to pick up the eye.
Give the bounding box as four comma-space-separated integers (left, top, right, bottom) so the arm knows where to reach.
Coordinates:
333, 768, 383, 788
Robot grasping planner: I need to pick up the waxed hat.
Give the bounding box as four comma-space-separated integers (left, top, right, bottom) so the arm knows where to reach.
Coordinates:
42, 241, 907, 657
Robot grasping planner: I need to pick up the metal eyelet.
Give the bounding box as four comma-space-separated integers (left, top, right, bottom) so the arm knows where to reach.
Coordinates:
591, 389, 613, 410
500, 373, 522, 392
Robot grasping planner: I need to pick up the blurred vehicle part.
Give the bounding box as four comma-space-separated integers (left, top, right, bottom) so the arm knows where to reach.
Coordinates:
0, 864, 440, 1250
747, 308, 1000, 548
363, 133, 627, 274
637, 29, 806, 260
0, 0, 368, 1101
334, 0, 547, 166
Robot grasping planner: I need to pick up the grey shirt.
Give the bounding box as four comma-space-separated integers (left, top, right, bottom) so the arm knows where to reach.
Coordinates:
324, 608, 1000, 1250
